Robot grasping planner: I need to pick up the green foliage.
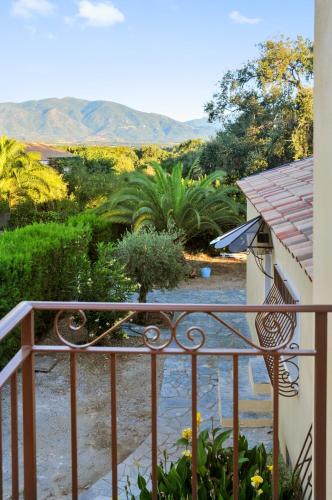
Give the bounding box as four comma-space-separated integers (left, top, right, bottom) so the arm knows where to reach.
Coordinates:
116, 229, 186, 303
0, 199, 10, 214
136, 144, 170, 167
0, 214, 131, 365
0, 136, 68, 206
127, 426, 295, 499
79, 242, 137, 333
202, 37, 313, 182
49, 156, 85, 173
98, 163, 244, 243
8, 199, 80, 229
0, 222, 91, 364
291, 87, 313, 159
67, 211, 122, 262
162, 139, 204, 176
66, 145, 139, 174
63, 162, 117, 209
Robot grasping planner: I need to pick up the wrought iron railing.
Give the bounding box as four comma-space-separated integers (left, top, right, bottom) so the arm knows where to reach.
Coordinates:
255, 266, 300, 397
292, 425, 313, 499
0, 301, 329, 499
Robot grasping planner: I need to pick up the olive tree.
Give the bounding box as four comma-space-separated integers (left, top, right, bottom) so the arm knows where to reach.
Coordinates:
116, 229, 187, 304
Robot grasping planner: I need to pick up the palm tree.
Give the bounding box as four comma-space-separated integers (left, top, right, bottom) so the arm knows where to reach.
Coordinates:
98, 162, 244, 242
0, 136, 67, 207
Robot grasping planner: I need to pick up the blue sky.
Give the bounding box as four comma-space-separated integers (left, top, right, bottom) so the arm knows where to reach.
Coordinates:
0, 0, 314, 121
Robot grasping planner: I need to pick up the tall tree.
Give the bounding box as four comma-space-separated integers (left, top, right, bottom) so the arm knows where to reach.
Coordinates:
202, 37, 313, 181
0, 136, 67, 207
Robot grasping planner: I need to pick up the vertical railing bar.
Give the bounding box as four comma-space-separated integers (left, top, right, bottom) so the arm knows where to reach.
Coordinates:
21, 312, 37, 500
110, 353, 118, 500
314, 312, 327, 500
151, 354, 158, 500
0, 388, 3, 500
191, 354, 198, 499
232, 355, 239, 500
70, 352, 78, 500
11, 372, 19, 500
272, 354, 279, 500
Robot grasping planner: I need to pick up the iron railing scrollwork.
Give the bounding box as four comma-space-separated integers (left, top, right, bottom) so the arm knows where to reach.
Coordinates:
292, 425, 313, 499
255, 266, 299, 397
53, 307, 299, 354
0, 301, 329, 500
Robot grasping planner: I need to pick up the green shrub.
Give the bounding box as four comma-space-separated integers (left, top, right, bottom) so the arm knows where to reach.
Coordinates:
8, 199, 80, 229
79, 242, 137, 334
67, 212, 123, 262
0, 221, 91, 365
0, 221, 90, 306
128, 423, 295, 499
116, 229, 187, 304
63, 163, 116, 209
0, 199, 10, 214
0, 213, 135, 365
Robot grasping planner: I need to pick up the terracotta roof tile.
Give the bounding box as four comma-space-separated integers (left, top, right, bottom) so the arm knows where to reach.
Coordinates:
238, 157, 313, 280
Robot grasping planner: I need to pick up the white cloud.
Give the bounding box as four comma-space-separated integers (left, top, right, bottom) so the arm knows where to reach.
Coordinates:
12, 0, 55, 17
78, 0, 124, 27
64, 15, 74, 25
229, 10, 261, 25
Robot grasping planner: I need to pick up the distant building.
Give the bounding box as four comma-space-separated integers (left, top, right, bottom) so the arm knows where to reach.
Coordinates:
25, 143, 76, 171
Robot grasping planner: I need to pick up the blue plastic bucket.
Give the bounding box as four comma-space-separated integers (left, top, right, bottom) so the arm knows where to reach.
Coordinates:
200, 267, 211, 278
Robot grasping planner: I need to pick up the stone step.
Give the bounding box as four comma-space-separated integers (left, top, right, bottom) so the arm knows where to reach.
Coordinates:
222, 414, 273, 428
239, 399, 272, 413
218, 358, 272, 428
248, 357, 271, 395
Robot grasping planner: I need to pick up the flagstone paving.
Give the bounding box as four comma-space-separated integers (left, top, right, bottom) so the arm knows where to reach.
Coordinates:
81, 287, 272, 499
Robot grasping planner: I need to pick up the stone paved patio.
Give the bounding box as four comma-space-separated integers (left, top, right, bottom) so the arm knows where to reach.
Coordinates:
81, 287, 272, 499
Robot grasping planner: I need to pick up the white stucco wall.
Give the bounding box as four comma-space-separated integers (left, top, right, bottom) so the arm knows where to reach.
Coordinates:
246, 200, 314, 467
313, 0, 332, 496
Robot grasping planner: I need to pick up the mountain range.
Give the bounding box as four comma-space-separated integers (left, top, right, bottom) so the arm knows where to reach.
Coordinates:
0, 97, 218, 145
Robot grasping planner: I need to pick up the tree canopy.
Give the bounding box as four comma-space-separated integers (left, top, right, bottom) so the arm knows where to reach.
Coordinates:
0, 136, 67, 207
116, 229, 186, 303
202, 37, 313, 182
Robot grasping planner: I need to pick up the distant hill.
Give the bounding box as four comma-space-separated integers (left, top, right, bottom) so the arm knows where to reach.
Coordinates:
0, 97, 218, 145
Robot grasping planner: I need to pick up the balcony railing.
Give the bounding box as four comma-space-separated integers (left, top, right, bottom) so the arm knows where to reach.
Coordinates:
0, 301, 329, 499
255, 266, 299, 397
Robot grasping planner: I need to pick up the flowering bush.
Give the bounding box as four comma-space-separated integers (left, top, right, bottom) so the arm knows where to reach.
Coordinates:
127, 416, 296, 499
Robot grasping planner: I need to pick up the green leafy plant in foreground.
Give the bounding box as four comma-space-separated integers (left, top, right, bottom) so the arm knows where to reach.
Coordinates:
126, 419, 296, 499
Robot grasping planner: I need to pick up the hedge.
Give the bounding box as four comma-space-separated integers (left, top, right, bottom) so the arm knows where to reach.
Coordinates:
0, 221, 91, 364
67, 212, 124, 261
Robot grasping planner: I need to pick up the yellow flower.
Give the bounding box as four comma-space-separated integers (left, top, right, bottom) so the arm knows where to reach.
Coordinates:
267, 464, 273, 472
257, 489, 263, 496
251, 475, 264, 489
182, 428, 192, 441
196, 412, 202, 425
182, 449, 192, 459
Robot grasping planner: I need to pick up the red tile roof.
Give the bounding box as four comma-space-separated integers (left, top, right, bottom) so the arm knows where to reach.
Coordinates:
238, 157, 313, 280
25, 143, 74, 161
